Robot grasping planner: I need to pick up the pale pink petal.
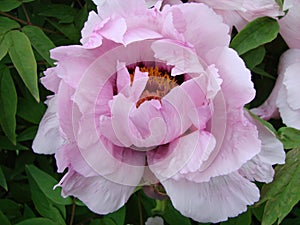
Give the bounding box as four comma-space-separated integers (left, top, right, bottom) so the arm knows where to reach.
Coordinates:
96, 0, 146, 20
239, 111, 285, 183
129, 100, 168, 148
145, 216, 164, 225
277, 84, 300, 129
179, 110, 261, 183
58, 170, 137, 214
279, 0, 300, 48
81, 11, 103, 47
117, 65, 149, 101
55, 143, 98, 177
161, 172, 259, 223
148, 131, 216, 180
49, 45, 110, 88
190, 0, 244, 10
283, 63, 300, 110
41, 68, 61, 93
151, 39, 204, 76
252, 49, 300, 122
32, 96, 63, 154
205, 47, 255, 107
176, 3, 230, 54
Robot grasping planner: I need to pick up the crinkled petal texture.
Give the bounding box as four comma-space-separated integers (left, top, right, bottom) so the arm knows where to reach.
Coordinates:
32, 0, 285, 223
252, 49, 300, 129
189, 0, 284, 30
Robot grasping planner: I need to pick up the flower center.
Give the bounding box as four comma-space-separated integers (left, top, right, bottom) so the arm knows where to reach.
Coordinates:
132, 66, 179, 108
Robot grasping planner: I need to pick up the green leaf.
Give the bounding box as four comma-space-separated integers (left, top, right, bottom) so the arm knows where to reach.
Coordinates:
230, 17, 279, 55
162, 202, 191, 225
25, 165, 72, 205
90, 218, 117, 225
15, 218, 60, 225
252, 67, 276, 80
0, 34, 11, 61
46, 19, 80, 42
17, 126, 38, 142
278, 127, 300, 149
0, 0, 21, 12
0, 199, 21, 218
260, 148, 300, 225
26, 166, 66, 225
242, 46, 266, 70
39, 4, 76, 24
17, 96, 46, 124
0, 211, 11, 225
0, 166, 8, 191
22, 26, 55, 65
220, 211, 251, 225
107, 206, 126, 225
0, 67, 17, 144
0, 16, 20, 34
7, 30, 39, 102
0, 136, 28, 151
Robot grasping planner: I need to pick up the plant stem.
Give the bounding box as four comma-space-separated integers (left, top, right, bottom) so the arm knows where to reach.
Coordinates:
69, 198, 76, 225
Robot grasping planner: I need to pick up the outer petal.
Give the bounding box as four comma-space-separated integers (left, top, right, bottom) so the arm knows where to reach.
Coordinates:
277, 83, 300, 129
58, 170, 136, 214
252, 49, 300, 124
148, 131, 216, 180
175, 3, 230, 54
239, 111, 285, 183
161, 172, 260, 223
178, 109, 261, 183
205, 47, 255, 107
279, 0, 300, 48
32, 96, 63, 154
41, 68, 61, 93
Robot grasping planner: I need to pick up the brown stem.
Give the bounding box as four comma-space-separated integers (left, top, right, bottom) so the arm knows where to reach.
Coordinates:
0, 11, 59, 34
76, 0, 83, 8
69, 198, 76, 225
138, 192, 143, 225
21, 4, 31, 25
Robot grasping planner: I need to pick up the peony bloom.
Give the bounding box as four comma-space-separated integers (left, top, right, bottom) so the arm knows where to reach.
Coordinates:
252, 1, 300, 129
188, 0, 289, 30
33, 0, 285, 223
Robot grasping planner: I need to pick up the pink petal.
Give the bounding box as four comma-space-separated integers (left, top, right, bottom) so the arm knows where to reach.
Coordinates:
280, 1, 300, 48
32, 96, 63, 154
151, 39, 204, 76
41, 68, 61, 93
55, 143, 98, 177
239, 111, 285, 183
148, 131, 216, 180
176, 3, 230, 54
161, 172, 259, 223
96, 0, 146, 20
78, 116, 145, 184
49, 45, 109, 88
81, 11, 103, 47
58, 170, 136, 214
180, 110, 261, 183
205, 47, 255, 107
277, 83, 300, 129
283, 63, 300, 110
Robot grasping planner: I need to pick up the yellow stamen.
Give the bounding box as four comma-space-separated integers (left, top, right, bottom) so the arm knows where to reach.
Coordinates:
131, 66, 178, 108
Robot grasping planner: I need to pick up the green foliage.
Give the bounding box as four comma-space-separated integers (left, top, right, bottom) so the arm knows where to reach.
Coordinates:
0, 1, 299, 225
278, 127, 300, 149
230, 17, 279, 55
260, 148, 300, 225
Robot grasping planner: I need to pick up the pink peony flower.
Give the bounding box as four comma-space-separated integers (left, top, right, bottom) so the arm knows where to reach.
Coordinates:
251, 49, 300, 129
188, 0, 289, 30
33, 0, 285, 223
252, 2, 300, 129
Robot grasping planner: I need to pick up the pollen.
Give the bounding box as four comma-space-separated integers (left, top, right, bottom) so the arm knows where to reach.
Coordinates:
131, 66, 178, 108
